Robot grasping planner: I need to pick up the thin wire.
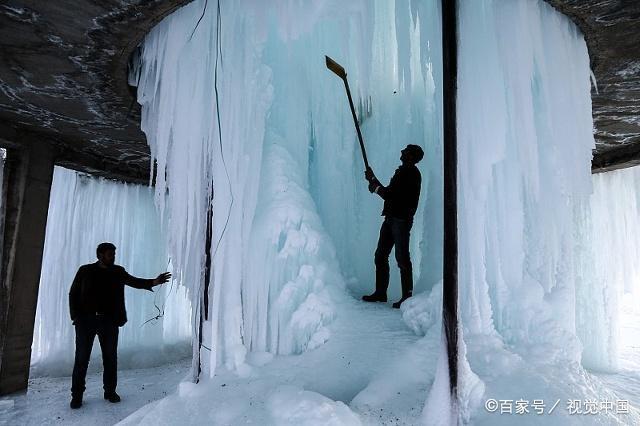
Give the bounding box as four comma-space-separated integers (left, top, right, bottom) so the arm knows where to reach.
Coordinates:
193, 0, 231, 372
188, 0, 209, 42
140, 258, 175, 327
211, 0, 233, 260
184, 0, 231, 373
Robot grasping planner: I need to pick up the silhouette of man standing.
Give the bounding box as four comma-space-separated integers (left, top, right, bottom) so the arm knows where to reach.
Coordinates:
363, 144, 423, 308
68, 242, 171, 409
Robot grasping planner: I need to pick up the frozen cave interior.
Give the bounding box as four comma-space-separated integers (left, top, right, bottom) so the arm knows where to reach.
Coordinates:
26, 0, 640, 424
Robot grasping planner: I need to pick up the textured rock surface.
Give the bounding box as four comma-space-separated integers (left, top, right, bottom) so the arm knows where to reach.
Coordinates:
544, 0, 640, 172
0, 1, 193, 182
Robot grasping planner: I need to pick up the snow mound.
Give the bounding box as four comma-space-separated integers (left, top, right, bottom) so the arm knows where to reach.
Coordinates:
402, 281, 443, 336
268, 386, 362, 426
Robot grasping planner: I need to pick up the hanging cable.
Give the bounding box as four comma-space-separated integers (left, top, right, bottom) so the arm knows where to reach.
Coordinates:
189, 0, 208, 42
140, 258, 175, 327
211, 0, 233, 260
187, 0, 233, 381
203, 180, 214, 321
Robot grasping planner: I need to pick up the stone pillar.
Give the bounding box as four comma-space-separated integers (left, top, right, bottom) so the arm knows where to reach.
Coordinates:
0, 141, 55, 395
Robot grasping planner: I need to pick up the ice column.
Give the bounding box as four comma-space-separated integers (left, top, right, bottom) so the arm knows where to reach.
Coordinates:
453, 2, 640, 422
458, 0, 594, 364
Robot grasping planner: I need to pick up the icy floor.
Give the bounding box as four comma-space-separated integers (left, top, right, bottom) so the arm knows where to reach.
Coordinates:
0, 358, 190, 426
0, 298, 437, 426
2, 297, 639, 425
465, 301, 640, 425
121, 297, 438, 425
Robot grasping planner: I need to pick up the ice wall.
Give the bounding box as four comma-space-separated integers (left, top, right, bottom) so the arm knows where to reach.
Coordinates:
32, 167, 191, 376
133, 0, 443, 375
458, 0, 593, 363
457, 0, 638, 423
578, 167, 640, 371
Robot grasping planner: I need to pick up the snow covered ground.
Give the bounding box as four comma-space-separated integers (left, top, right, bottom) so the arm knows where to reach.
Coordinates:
5, 295, 637, 425
1, 298, 438, 425
120, 298, 438, 425
0, 358, 190, 426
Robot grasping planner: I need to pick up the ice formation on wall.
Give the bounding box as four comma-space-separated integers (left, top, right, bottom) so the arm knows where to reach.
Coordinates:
129, 0, 640, 422
133, 0, 443, 375
458, 0, 593, 363
579, 167, 640, 371
32, 167, 191, 375
457, 0, 639, 423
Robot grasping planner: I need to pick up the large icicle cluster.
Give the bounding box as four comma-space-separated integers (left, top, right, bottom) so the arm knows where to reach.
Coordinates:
457, 0, 638, 424
32, 167, 191, 376
133, 0, 443, 375
458, 0, 593, 361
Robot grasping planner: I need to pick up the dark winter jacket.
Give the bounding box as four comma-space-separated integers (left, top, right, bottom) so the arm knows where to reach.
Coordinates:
69, 262, 153, 327
376, 164, 422, 219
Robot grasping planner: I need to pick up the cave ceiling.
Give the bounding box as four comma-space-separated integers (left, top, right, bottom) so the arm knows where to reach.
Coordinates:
0, 1, 639, 181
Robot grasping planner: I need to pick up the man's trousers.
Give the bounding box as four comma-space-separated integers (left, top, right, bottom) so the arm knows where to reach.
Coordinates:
71, 314, 119, 397
374, 216, 414, 297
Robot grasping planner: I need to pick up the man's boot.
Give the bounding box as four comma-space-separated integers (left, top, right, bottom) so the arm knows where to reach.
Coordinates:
70, 394, 83, 409
392, 292, 412, 309
362, 292, 387, 302
104, 391, 121, 403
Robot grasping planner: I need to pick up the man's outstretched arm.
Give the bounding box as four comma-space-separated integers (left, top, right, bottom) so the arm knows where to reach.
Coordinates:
120, 267, 171, 291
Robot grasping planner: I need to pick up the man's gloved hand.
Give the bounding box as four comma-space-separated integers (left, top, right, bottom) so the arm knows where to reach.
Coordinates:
368, 181, 377, 193
365, 167, 376, 182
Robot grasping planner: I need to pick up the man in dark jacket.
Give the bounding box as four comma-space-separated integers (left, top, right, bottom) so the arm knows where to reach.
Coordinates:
68, 242, 171, 409
362, 144, 423, 309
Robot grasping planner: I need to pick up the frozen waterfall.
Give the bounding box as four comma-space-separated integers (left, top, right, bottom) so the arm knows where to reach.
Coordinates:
457, 0, 640, 424
132, 0, 443, 377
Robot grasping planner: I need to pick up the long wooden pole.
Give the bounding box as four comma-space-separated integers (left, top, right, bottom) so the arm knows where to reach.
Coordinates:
325, 55, 370, 170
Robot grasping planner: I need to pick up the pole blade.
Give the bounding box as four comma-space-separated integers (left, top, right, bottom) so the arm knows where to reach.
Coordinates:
325, 55, 346, 79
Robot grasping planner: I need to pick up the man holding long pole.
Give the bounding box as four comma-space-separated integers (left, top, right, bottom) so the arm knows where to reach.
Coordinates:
363, 145, 423, 308
325, 55, 423, 309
